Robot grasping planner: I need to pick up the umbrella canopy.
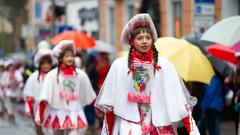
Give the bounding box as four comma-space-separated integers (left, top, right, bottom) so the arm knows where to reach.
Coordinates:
185, 33, 235, 77
117, 50, 128, 57
231, 42, 240, 52
206, 44, 237, 64
93, 40, 115, 54
155, 37, 215, 84
184, 33, 213, 54
201, 16, 240, 46
50, 31, 95, 49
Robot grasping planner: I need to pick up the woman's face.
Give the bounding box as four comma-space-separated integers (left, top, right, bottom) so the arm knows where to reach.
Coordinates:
133, 31, 153, 55
40, 61, 52, 73
0, 66, 4, 72
62, 50, 74, 66
8, 65, 15, 72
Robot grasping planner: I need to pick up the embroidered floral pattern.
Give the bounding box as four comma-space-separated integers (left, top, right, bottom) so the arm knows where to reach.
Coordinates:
128, 61, 153, 134
59, 76, 78, 102
134, 66, 150, 92
127, 66, 151, 103
127, 92, 150, 104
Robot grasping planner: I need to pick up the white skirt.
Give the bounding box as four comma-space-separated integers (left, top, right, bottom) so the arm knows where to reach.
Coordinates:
36, 106, 88, 130
101, 116, 178, 135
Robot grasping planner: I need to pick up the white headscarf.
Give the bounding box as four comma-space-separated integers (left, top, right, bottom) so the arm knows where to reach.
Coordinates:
120, 13, 158, 45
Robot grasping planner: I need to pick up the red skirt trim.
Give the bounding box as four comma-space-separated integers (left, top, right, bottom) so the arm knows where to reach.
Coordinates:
43, 114, 87, 129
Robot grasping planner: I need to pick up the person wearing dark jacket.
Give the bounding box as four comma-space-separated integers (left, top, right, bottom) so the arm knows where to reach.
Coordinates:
199, 75, 224, 135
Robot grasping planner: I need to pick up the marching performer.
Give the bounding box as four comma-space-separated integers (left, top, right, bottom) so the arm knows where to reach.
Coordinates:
36, 40, 96, 135
95, 13, 200, 135
23, 49, 55, 135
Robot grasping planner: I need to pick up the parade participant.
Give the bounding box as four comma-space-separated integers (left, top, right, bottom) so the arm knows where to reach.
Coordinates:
23, 49, 55, 135
85, 46, 112, 132
36, 40, 96, 135
0, 60, 5, 118
95, 13, 200, 135
2, 59, 24, 123
199, 75, 224, 135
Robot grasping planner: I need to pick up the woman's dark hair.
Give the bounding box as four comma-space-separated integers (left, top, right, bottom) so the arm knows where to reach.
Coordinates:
128, 26, 159, 78
130, 27, 153, 40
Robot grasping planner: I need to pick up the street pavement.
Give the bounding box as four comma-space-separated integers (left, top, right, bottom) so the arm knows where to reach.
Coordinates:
0, 108, 35, 135
0, 104, 236, 135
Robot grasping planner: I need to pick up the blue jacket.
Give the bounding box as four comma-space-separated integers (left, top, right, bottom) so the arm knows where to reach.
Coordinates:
201, 76, 224, 112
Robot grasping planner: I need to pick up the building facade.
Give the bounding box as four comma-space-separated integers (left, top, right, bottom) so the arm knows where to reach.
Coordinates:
22, 0, 239, 53
99, 0, 240, 53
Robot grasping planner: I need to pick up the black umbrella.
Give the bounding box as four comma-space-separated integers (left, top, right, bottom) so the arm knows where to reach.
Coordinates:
184, 33, 235, 77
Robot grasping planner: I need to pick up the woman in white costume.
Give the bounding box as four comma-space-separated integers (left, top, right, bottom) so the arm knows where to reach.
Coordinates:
95, 13, 200, 135
36, 40, 96, 135
2, 59, 24, 123
23, 49, 55, 135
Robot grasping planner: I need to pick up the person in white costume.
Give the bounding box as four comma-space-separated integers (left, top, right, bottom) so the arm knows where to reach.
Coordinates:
2, 59, 24, 123
36, 40, 96, 135
95, 13, 200, 135
23, 49, 55, 135
0, 60, 5, 118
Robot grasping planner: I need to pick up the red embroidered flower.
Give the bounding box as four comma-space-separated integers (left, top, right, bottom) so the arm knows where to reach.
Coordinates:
141, 124, 153, 133
140, 83, 146, 91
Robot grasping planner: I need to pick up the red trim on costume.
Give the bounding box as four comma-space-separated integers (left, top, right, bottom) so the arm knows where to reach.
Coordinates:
97, 65, 110, 89
132, 50, 153, 63
128, 50, 161, 74
43, 115, 51, 128
182, 105, 194, 134
52, 116, 61, 129
39, 101, 46, 123
182, 115, 191, 133
77, 116, 87, 128
62, 116, 74, 129
26, 96, 34, 118
60, 64, 74, 75
105, 111, 115, 135
156, 126, 175, 135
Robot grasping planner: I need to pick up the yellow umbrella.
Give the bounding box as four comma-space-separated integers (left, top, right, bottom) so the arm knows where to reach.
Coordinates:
118, 50, 128, 57
155, 37, 215, 84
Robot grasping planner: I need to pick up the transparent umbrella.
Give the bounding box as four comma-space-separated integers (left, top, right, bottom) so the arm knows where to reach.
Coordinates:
201, 16, 240, 46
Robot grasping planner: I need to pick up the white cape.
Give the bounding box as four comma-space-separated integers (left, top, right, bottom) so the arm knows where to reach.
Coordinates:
96, 56, 189, 126
23, 71, 43, 101
39, 68, 96, 111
